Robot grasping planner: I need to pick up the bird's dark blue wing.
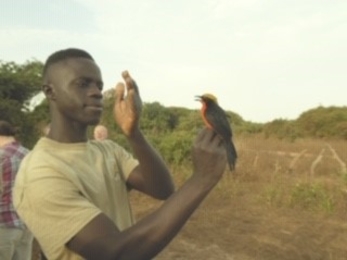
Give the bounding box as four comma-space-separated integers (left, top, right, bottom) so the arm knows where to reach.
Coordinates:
204, 102, 237, 170
204, 102, 232, 138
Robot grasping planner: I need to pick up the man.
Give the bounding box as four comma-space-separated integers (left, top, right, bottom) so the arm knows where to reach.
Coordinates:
13, 48, 229, 260
93, 124, 108, 141
0, 120, 32, 260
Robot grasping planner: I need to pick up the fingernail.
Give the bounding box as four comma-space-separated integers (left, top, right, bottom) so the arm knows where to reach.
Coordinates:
122, 71, 129, 78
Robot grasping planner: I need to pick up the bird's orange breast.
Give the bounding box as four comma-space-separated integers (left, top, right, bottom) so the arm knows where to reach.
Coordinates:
200, 103, 213, 129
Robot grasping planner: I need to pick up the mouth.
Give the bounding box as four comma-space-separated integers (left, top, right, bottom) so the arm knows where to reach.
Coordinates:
85, 104, 103, 111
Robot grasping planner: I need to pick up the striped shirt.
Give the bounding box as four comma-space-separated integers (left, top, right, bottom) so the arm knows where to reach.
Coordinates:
0, 141, 29, 228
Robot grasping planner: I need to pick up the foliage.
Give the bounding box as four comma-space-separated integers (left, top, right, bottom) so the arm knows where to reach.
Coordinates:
0, 60, 43, 106
263, 119, 300, 141
296, 106, 347, 139
0, 60, 44, 148
237, 121, 263, 135
2, 59, 347, 156
140, 102, 177, 133
290, 182, 335, 213
157, 131, 195, 165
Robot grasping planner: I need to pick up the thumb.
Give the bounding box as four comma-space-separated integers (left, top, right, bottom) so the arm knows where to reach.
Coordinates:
115, 82, 125, 103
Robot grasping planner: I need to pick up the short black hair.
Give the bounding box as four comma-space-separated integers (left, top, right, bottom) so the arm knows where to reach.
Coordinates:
43, 48, 94, 80
0, 120, 16, 136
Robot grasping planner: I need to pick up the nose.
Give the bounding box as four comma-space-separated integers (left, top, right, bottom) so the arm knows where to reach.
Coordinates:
89, 83, 103, 99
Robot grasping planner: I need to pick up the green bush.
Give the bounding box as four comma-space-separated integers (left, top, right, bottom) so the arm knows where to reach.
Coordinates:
290, 182, 334, 213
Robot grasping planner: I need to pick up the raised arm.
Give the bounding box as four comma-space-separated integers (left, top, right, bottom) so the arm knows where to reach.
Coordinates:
67, 128, 227, 260
113, 71, 174, 199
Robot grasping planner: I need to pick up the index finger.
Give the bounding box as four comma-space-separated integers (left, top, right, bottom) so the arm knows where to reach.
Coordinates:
122, 70, 140, 95
194, 127, 212, 144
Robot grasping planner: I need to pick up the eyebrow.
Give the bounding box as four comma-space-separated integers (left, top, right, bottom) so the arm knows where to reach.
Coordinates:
74, 77, 104, 87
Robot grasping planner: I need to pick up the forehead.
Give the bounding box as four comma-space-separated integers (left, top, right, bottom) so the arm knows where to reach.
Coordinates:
51, 58, 102, 82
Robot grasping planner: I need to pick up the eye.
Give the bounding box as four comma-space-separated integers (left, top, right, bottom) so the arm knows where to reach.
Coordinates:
78, 79, 89, 88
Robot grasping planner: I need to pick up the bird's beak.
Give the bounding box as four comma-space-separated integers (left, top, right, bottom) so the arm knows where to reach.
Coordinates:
195, 95, 202, 102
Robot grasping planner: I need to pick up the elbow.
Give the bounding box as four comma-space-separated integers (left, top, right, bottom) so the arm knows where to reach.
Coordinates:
155, 185, 175, 200
150, 173, 175, 200
165, 185, 175, 199
157, 192, 173, 201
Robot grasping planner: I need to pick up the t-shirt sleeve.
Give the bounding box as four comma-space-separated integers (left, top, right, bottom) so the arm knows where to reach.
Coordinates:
13, 169, 101, 258
109, 141, 139, 181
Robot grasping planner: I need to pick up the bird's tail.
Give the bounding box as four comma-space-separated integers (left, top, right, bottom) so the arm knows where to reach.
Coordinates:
224, 139, 237, 171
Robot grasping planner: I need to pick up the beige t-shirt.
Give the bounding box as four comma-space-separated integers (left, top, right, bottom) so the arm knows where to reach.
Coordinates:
13, 137, 139, 260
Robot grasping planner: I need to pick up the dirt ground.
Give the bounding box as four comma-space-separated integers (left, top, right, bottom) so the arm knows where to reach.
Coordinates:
31, 137, 347, 259
32, 196, 347, 260
131, 185, 347, 260
130, 135, 347, 260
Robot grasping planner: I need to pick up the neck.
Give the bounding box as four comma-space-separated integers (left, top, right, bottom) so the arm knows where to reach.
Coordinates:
47, 120, 89, 143
0, 136, 15, 147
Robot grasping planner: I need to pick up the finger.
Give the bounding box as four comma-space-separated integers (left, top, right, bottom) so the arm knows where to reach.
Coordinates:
218, 137, 224, 147
211, 133, 223, 147
196, 128, 214, 149
127, 88, 139, 107
202, 128, 215, 144
122, 70, 140, 95
115, 82, 125, 103
194, 127, 208, 144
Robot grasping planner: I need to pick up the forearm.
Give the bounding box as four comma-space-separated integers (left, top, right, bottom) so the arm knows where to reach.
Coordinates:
68, 128, 226, 260
117, 175, 215, 260
128, 129, 174, 198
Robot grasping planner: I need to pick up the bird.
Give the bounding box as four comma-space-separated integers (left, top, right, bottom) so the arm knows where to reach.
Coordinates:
195, 93, 237, 171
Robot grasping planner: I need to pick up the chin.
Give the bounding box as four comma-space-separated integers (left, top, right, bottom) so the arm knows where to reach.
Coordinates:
85, 117, 101, 126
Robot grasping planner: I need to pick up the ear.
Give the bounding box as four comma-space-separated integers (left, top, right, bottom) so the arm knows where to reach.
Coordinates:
42, 84, 56, 100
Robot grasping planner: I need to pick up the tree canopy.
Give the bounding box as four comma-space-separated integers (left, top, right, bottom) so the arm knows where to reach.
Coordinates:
0, 60, 45, 147
1, 59, 347, 156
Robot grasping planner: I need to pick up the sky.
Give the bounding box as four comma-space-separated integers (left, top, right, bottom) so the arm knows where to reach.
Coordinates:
1, 0, 346, 123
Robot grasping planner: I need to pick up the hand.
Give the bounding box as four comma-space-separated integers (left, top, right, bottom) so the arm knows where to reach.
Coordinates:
114, 71, 142, 137
191, 128, 227, 186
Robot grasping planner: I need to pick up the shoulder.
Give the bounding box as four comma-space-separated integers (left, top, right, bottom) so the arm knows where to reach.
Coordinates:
89, 139, 138, 176
89, 139, 126, 154
15, 143, 64, 187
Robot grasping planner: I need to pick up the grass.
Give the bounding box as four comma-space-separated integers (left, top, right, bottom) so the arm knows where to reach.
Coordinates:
32, 135, 347, 260
163, 135, 347, 214
289, 182, 335, 213
342, 172, 347, 185
148, 136, 347, 259
263, 184, 285, 207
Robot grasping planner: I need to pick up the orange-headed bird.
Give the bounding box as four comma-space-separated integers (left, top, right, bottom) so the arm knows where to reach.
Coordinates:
196, 93, 237, 171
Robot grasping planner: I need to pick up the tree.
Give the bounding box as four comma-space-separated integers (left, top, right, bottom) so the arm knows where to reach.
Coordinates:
0, 60, 43, 105
297, 106, 347, 138
0, 60, 44, 147
263, 119, 300, 141
140, 102, 177, 134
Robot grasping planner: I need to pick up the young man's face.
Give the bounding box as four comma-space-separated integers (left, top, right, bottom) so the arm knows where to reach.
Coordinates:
49, 58, 104, 126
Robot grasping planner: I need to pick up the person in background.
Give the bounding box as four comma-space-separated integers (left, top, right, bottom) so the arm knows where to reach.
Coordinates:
0, 120, 32, 260
93, 124, 108, 141
42, 123, 51, 137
